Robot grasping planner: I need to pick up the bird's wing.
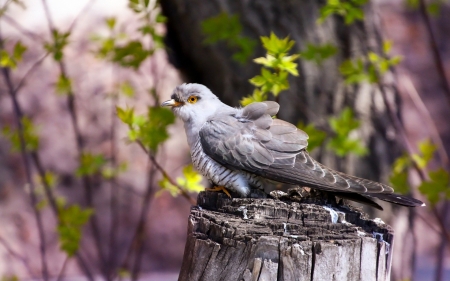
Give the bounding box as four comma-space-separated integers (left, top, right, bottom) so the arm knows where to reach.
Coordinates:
200, 101, 387, 194
200, 101, 424, 207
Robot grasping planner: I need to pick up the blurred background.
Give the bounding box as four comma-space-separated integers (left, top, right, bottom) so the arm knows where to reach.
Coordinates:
0, 0, 449, 280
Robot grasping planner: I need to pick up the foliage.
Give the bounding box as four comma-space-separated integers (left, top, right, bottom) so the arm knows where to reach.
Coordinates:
117, 106, 176, 153
158, 165, 205, 196
44, 30, 70, 62
2, 117, 39, 152
297, 108, 368, 156
300, 43, 338, 65
76, 153, 107, 177
241, 33, 299, 104
57, 205, 93, 256
297, 122, 327, 152
389, 139, 437, 194
0, 41, 26, 69
406, 0, 447, 16
318, 0, 369, 25
201, 12, 256, 64
389, 139, 450, 206
327, 107, 368, 156
418, 168, 450, 205
340, 40, 402, 84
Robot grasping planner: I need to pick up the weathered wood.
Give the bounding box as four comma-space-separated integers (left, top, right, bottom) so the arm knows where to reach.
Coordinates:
179, 191, 393, 281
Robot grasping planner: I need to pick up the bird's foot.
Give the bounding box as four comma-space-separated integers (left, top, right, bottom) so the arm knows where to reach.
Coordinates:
206, 186, 232, 198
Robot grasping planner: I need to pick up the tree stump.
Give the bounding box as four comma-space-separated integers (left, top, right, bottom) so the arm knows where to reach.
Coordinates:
178, 191, 394, 281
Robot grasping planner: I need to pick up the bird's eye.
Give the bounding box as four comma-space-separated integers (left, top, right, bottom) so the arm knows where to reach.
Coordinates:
187, 95, 198, 104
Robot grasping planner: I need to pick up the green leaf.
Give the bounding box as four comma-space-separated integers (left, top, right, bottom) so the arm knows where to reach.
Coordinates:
300, 43, 337, 65
389, 170, 410, 194
412, 139, 436, 168
119, 81, 135, 97
328, 107, 360, 136
392, 154, 412, 173
12, 41, 27, 61
0, 50, 16, 68
44, 30, 70, 61
427, 2, 441, 16
116, 106, 135, 126
327, 135, 368, 156
339, 58, 368, 84
112, 41, 149, 69
405, 0, 419, 9
240, 89, 268, 106
260, 32, 295, 56
138, 107, 176, 152
55, 74, 72, 96
76, 153, 107, 177
158, 165, 204, 196
176, 165, 205, 193
201, 12, 255, 63
297, 122, 326, 152
2, 116, 39, 152
383, 40, 392, 54
318, 0, 368, 25
105, 17, 116, 29
201, 12, 242, 44
418, 168, 449, 205
57, 205, 93, 256
327, 108, 367, 156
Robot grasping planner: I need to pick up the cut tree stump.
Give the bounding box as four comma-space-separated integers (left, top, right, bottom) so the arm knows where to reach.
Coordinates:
178, 191, 394, 281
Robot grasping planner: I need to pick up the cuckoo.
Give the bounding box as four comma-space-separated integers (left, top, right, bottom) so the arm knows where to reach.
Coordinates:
161, 83, 424, 209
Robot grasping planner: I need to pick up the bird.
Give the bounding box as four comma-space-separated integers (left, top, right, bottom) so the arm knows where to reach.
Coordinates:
161, 83, 424, 210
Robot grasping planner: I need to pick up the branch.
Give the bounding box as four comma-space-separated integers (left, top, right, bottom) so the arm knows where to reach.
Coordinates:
0, 30, 49, 279
418, 0, 450, 108
136, 141, 196, 205
0, 235, 36, 278
40, 0, 108, 277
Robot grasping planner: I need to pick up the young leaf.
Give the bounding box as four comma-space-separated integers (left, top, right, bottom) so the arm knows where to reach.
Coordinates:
297, 122, 326, 152
57, 205, 93, 256
55, 74, 72, 95
138, 107, 176, 152
300, 43, 337, 65
158, 165, 205, 196
240, 89, 268, 106
76, 153, 107, 177
418, 168, 449, 205
2, 117, 39, 152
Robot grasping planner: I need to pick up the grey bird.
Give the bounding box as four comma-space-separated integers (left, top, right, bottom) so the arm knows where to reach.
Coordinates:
161, 83, 424, 209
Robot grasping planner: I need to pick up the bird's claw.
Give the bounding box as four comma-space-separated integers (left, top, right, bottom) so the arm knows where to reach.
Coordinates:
206, 186, 232, 198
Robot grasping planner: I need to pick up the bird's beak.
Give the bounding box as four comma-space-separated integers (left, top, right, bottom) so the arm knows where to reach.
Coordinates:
161, 99, 183, 107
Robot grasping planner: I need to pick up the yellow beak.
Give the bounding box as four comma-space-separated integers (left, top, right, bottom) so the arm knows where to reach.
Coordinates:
161, 99, 183, 107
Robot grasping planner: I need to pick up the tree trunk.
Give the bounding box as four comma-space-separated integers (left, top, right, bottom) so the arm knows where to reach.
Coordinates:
179, 191, 393, 281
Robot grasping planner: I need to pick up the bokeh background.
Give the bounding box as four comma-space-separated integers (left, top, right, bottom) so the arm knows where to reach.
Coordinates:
0, 0, 449, 280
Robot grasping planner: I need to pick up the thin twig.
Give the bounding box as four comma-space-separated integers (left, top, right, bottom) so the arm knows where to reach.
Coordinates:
0, 236, 35, 278
130, 163, 157, 281
40, 0, 108, 277
418, 0, 450, 108
137, 141, 196, 205
56, 256, 70, 281
14, 52, 51, 94
0, 42, 49, 281
108, 68, 120, 278
399, 74, 449, 166
2, 15, 45, 42
67, 0, 97, 33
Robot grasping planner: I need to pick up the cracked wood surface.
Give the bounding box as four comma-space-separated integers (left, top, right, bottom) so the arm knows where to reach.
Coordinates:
178, 191, 394, 281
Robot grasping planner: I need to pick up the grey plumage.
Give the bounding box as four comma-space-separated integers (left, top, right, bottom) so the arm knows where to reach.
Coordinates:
162, 83, 424, 209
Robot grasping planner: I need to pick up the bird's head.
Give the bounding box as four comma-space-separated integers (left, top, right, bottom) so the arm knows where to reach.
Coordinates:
161, 83, 224, 124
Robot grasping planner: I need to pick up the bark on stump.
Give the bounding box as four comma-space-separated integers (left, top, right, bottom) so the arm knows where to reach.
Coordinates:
179, 191, 393, 281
